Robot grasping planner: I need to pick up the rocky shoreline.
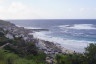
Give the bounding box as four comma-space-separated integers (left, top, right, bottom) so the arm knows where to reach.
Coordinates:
0, 20, 74, 63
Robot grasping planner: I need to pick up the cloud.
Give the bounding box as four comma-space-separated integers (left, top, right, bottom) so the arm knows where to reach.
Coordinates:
0, 1, 96, 19
0, 2, 53, 19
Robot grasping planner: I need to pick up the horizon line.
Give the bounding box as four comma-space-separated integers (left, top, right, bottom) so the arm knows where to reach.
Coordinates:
5, 19, 96, 20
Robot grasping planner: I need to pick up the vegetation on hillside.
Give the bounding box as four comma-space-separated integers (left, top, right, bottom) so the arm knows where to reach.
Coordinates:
0, 30, 46, 64
55, 43, 96, 64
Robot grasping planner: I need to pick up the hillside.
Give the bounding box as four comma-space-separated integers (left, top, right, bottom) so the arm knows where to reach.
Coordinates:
0, 20, 96, 64
0, 20, 47, 64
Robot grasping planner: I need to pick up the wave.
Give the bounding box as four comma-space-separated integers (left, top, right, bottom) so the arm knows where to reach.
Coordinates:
33, 31, 94, 53
59, 24, 96, 30
16, 25, 22, 27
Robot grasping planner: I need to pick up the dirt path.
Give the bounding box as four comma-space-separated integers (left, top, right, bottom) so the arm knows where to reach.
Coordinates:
0, 43, 9, 49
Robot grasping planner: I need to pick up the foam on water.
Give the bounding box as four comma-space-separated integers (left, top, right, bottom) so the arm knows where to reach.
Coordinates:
59, 24, 96, 30
16, 25, 21, 27
33, 31, 94, 53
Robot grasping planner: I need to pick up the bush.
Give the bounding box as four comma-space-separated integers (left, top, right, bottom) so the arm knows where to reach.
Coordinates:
0, 50, 46, 64
55, 54, 84, 64
0, 37, 9, 46
55, 43, 96, 64
84, 43, 96, 64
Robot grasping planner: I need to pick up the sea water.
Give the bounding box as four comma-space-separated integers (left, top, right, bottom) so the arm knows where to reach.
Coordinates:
9, 19, 96, 52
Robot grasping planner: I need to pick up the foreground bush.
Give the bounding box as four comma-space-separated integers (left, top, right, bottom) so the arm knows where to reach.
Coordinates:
55, 43, 96, 64
0, 50, 46, 64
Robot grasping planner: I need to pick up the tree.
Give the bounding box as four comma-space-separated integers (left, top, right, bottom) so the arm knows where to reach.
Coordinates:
84, 43, 96, 64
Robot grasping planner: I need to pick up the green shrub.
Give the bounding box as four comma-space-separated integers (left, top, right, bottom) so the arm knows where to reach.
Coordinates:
55, 43, 96, 64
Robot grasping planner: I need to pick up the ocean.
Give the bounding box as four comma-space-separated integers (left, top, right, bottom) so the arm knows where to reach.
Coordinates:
9, 19, 96, 52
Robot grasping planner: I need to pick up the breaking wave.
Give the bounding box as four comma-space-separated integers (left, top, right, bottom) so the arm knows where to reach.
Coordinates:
59, 24, 96, 30
33, 31, 94, 53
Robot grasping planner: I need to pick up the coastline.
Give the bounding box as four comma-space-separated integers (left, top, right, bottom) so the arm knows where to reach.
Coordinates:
0, 20, 87, 64
32, 31, 91, 53
30, 32, 74, 54
0, 20, 75, 54
15, 24, 75, 54
10, 20, 95, 53
17, 26, 75, 54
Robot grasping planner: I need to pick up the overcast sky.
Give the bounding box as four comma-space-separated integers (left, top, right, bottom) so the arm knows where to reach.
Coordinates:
0, 0, 96, 19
